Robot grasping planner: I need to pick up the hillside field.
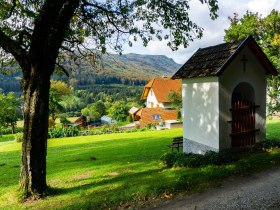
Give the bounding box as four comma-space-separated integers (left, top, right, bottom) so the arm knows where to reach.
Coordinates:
0, 120, 280, 209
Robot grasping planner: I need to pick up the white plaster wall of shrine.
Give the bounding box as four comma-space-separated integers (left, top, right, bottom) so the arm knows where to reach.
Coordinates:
219, 46, 267, 149
182, 76, 220, 154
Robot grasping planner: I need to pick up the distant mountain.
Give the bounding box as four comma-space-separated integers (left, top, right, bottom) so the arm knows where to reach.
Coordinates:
0, 53, 182, 93
94, 53, 182, 80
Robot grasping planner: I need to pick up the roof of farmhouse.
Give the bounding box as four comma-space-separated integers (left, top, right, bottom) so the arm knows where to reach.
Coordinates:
140, 77, 181, 102
172, 35, 277, 79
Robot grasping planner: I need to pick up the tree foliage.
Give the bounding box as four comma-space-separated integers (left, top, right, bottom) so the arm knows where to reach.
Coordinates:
49, 80, 73, 121
224, 10, 280, 115
0, 0, 219, 198
168, 89, 182, 109
108, 101, 129, 122
0, 92, 21, 133
81, 101, 106, 120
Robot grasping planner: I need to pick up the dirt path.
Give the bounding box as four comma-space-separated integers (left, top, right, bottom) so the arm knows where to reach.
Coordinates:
147, 167, 280, 210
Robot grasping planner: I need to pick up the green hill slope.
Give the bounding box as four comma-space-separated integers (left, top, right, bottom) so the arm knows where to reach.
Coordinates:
0, 53, 182, 93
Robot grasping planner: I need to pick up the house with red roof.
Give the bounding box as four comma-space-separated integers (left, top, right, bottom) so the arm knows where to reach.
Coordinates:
135, 107, 178, 127
133, 77, 182, 127
141, 77, 181, 109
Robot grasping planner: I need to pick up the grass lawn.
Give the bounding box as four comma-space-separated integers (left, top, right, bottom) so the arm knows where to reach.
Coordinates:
266, 118, 280, 140
0, 120, 280, 209
0, 134, 15, 143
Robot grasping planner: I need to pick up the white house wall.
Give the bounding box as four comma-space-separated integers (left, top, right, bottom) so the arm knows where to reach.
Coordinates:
146, 89, 173, 109
182, 77, 220, 154
219, 46, 267, 149
146, 89, 160, 108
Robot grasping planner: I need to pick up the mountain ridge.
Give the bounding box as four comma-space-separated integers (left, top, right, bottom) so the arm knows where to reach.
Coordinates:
0, 53, 182, 93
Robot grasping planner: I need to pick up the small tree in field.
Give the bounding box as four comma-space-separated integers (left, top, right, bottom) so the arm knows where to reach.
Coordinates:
0, 92, 21, 133
0, 0, 218, 199
109, 101, 129, 122
49, 80, 73, 121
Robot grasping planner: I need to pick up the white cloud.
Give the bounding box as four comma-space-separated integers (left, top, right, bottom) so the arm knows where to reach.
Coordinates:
246, 0, 279, 16
121, 0, 280, 64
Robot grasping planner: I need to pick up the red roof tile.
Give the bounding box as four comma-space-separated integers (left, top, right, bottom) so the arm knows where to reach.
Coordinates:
141, 78, 181, 102
136, 107, 178, 127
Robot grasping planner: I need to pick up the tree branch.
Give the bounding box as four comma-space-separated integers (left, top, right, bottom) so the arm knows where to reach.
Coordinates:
55, 62, 69, 77
47, 0, 80, 64
29, 0, 67, 59
81, 0, 130, 34
5, 0, 18, 18
0, 29, 29, 69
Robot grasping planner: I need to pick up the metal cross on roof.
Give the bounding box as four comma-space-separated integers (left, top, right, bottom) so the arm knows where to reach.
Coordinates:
241, 55, 248, 72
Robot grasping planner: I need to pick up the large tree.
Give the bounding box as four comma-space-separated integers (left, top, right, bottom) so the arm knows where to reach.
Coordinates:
0, 0, 218, 198
224, 10, 280, 115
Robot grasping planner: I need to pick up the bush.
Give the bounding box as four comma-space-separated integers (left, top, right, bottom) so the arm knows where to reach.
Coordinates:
146, 123, 156, 130
63, 126, 80, 137
48, 127, 63, 138
160, 152, 179, 167
14, 132, 24, 142
161, 151, 237, 168
48, 126, 80, 138
1, 127, 24, 135
173, 153, 204, 168
261, 140, 280, 149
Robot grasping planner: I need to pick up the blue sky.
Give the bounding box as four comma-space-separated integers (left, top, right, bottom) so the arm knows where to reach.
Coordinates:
120, 0, 280, 64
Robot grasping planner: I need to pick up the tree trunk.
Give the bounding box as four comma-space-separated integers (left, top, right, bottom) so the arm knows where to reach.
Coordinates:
20, 68, 51, 197
11, 122, 15, 134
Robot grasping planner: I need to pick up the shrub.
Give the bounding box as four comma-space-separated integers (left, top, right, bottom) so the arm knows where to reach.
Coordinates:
261, 140, 280, 149
160, 152, 179, 167
48, 126, 80, 138
48, 127, 63, 138
161, 151, 237, 168
1, 127, 24, 135
63, 126, 79, 137
146, 123, 152, 129
14, 132, 24, 143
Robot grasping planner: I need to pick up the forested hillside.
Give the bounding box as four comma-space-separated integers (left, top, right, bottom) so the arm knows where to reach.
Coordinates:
0, 53, 181, 94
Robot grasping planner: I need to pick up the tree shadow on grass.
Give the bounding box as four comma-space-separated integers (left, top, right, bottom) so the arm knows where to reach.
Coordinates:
48, 167, 163, 194
45, 167, 168, 209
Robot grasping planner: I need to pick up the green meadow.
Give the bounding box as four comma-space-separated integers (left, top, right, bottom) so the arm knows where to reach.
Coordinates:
0, 120, 280, 209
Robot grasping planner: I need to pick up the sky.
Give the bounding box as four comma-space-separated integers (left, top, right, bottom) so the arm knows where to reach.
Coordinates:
120, 0, 280, 64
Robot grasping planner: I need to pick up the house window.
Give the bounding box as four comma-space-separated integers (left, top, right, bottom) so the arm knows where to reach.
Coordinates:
152, 114, 161, 120
150, 102, 154, 108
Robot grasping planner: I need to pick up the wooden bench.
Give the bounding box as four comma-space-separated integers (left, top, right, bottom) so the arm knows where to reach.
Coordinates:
168, 136, 183, 152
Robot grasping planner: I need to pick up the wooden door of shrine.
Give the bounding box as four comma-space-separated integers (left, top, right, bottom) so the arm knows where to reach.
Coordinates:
230, 100, 259, 147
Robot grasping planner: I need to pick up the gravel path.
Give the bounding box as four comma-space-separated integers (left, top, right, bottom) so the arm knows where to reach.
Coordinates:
147, 167, 280, 210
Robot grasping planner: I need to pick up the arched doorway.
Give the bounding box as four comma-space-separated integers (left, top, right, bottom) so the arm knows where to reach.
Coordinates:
230, 82, 259, 147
